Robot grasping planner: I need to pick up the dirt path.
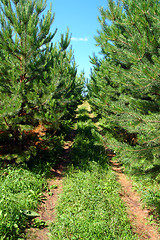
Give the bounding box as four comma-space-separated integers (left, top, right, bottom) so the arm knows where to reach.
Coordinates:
26, 139, 73, 240
26, 103, 160, 240
109, 158, 160, 240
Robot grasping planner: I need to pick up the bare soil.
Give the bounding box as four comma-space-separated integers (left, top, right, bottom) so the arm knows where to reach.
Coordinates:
110, 159, 160, 240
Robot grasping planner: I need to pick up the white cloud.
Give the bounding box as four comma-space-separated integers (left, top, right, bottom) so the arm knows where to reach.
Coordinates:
71, 37, 88, 42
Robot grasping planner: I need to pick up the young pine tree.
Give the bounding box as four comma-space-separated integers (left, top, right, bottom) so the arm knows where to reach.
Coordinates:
89, 0, 160, 172
0, 0, 83, 162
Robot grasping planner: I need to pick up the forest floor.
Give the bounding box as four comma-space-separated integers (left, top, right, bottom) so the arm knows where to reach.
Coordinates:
26, 102, 160, 240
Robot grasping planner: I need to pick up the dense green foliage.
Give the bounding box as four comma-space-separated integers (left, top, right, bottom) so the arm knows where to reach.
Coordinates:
50, 107, 137, 239
0, 166, 46, 239
1, 0, 160, 238
0, 0, 83, 163
88, 0, 160, 212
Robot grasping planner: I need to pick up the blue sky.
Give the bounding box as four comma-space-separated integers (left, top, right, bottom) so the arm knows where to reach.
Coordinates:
46, 0, 108, 79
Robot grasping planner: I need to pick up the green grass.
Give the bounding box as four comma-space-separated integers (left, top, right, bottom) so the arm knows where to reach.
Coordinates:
50, 163, 137, 240
0, 166, 47, 239
50, 108, 138, 239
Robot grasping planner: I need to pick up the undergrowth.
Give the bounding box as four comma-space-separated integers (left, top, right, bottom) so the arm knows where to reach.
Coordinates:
50, 107, 138, 239
0, 166, 47, 239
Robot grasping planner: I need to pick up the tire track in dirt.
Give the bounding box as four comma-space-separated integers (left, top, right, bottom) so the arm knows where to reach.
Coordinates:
85, 102, 160, 239
26, 167, 63, 240
109, 158, 160, 240
26, 135, 75, 240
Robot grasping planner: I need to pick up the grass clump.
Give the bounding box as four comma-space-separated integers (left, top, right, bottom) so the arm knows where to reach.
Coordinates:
0, 166, 46, 239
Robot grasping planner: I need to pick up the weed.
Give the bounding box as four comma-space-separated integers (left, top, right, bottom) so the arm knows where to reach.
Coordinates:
50, 184, 58, 189
31, 219, 48, 229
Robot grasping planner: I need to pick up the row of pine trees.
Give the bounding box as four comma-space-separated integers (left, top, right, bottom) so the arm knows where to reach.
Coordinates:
0, 0, 159, 172
88, 0, 160, 173
0, 0, 84, 162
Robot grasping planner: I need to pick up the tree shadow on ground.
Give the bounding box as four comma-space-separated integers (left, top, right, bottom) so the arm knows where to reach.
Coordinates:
70, 109, 108, 171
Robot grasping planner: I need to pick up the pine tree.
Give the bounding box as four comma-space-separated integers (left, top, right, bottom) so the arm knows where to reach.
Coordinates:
89, 0, 160, 171
0, 0, 83, 162
0, 0, 55, 128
